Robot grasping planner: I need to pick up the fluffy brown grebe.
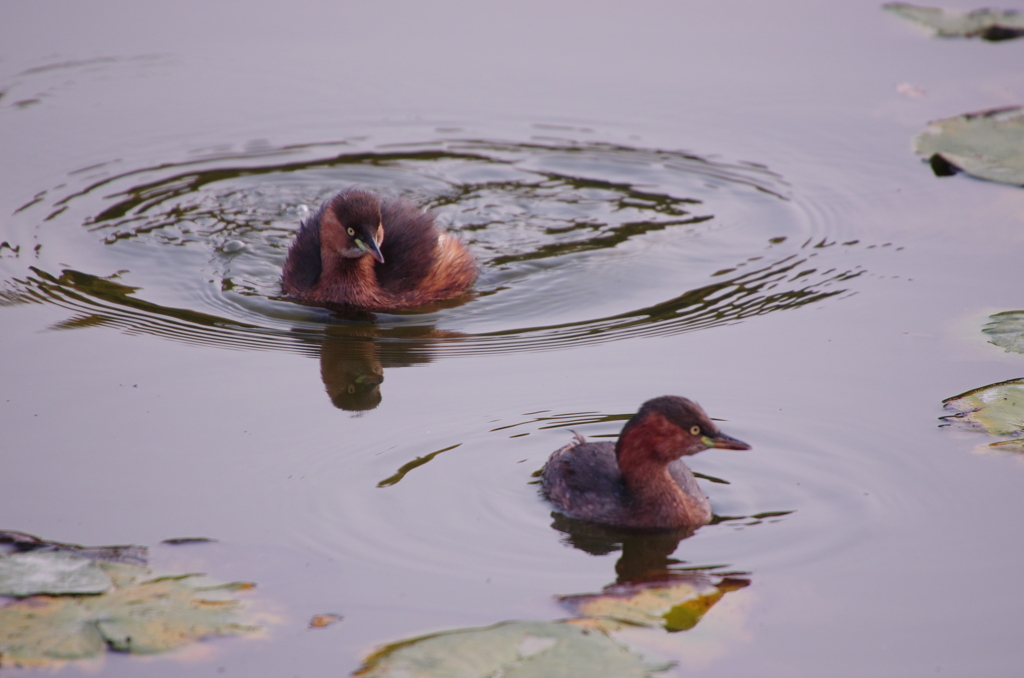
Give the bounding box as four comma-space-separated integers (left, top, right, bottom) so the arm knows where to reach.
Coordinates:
281, 189, 476, 310
541, 396, 751, 530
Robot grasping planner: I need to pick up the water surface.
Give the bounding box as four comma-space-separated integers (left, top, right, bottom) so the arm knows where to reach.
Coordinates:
2, 1, 1024, 676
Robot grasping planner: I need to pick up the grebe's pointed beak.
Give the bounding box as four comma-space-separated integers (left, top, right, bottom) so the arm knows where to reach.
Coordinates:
355, 237, 385, 264
702, 432, 751, 450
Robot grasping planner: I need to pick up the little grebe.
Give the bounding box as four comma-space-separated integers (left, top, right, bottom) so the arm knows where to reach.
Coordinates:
541, 396, 750, 530
282, 189, 476, 310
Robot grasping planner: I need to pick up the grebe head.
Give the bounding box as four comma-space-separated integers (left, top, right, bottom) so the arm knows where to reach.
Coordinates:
615, 396, 750, 465
320, 189, 386, 263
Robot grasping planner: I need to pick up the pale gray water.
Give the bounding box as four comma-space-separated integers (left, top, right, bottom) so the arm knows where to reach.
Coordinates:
2, 1, 1024, 675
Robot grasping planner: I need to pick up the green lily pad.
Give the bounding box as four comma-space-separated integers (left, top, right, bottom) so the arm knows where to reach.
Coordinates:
884, 3, 1024, 40
982, 311, 1024, 353
914, 107, 1024, 186
354, 620, 672, 678
0, 552, 113, 597
0, 561, 260, 667
941, 378, 1024, 447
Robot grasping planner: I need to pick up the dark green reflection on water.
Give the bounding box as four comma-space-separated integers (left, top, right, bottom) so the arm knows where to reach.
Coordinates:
469, 254, 860, 353
19, 140, 787, 300
2, 137, 868, 412
1, 251, 858, 358
51, 139, 783, 237
0, 267, 274, 349
0, 250, 860, 410
490, 410, 634, 434
377, 444, 462, 488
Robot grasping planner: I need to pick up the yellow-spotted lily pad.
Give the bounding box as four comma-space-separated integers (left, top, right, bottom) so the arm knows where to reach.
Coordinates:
884, 3, 1024, 41
0, 558, 260, 667
354, 620, 672, 678
941, 378, 1024, 449
559, 577, 749, 633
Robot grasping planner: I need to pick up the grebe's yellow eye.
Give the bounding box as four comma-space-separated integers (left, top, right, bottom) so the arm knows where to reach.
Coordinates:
346, 227, 355, 237
690, 425, 701, 436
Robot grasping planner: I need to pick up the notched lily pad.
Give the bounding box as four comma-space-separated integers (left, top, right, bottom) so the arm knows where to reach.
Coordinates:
982, 311, 1024, 354
884, 3, 1024, 40
0, 560, 261, 667
0, 552, 113, 597
560, 577, 749, 633
941, 378, 1024, 449
914, 107, 1024, 186
354, 620, 672, 678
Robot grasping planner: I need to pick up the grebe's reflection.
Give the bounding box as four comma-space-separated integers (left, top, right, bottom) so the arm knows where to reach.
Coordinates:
319, 334, 386, 411
549, 513, 750, 632
313, 322, 467, 411
549, 513, 731, 585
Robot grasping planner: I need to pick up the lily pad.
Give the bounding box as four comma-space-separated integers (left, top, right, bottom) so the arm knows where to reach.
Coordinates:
0, 530, 147, 565
941, 378, 1024, 448
0, 552, 113, 597
0, 560, 260, 667
354, 620, 672, 678
982, 311, 1024, 353
914, 107, 1024, 186
559, 577, 749, 633
884, 3, 1024, 40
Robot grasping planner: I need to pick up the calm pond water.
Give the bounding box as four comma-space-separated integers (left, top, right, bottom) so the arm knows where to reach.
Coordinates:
2, 0, 1024, 675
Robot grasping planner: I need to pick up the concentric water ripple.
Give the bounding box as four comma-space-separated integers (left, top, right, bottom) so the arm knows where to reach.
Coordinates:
2, 136, 874, 359
288, 403, 889, 587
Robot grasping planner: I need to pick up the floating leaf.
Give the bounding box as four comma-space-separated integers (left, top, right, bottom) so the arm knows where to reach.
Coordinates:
983, 311, 1024, 354
941, 378, 1024, 448
0, 552, 112, 597
884, 3, 1024, 40
560, 577, 749, 633
161, 537, 217, 545
914, 107, 1024, 186
0, 530, 147, 565
309, 613, 343, 629
0, 561, 260, 667
988, 438, 1024, 449
354, 620, 671, 678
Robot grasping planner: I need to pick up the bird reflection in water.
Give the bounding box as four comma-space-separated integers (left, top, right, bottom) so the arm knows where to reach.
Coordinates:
549, 514, 751, 633
318, 333, 386, 411
313, 323, 468, 411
